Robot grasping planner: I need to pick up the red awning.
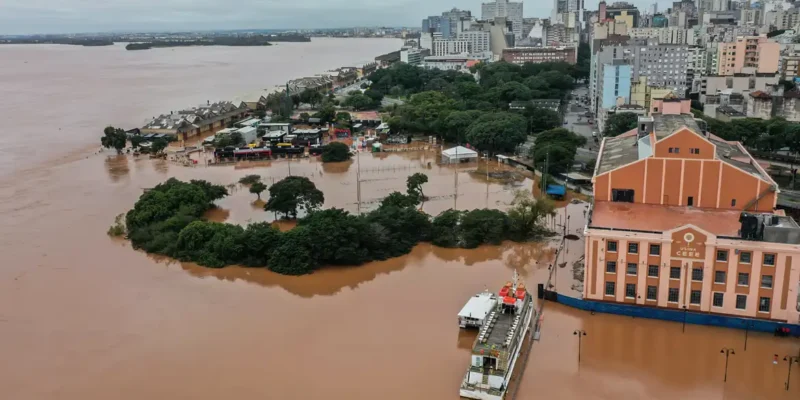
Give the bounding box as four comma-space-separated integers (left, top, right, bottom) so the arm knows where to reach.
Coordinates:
503, 296, 516, 305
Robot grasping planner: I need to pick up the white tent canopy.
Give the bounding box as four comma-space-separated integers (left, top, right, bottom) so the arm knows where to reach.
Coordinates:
441, 145, 478, 164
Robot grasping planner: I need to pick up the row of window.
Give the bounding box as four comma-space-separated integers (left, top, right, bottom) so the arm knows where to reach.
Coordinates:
604, 282, 773, 312
605, 241, 777, 266
604, 262, 774, 288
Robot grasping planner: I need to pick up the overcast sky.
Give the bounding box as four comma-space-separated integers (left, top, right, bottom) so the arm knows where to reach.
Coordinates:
0, 0, 672, 35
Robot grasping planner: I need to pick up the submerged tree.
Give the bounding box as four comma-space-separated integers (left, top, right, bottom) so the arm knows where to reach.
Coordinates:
264, 176, 324, 218
321, 142, 352, 162
101, 126, 127, 154
406, 173, 429, 201
239, 174, 261, 185
507, 190, 556, 240
249, 181, 267, 199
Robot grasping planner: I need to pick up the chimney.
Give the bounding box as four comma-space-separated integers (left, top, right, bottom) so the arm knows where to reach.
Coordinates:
599, 1, 607, 21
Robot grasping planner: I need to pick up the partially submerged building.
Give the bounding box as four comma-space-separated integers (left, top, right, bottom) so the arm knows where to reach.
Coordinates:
141, 101, 249, 142
584, 98, 800, 327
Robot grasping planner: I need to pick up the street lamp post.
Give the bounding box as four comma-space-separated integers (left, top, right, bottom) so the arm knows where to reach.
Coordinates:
573, 330, 587, 365
776, 354, 800, 391
682, 305, 688, 333
720, 348, 735, 382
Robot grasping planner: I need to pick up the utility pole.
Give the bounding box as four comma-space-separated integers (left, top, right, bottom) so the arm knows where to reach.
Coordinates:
356, 150, 362, 215
454, 145, 459, 210
485, 151, 490, 208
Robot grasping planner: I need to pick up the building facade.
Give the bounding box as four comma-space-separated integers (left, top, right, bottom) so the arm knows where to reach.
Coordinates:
501, 46, 577, 65
482, 0, 524, 39
585, 101, 800, 326
432, 39, 470, 56
458, 31, 491, 54
716, 36, 781, 76
600, 61, 633, 108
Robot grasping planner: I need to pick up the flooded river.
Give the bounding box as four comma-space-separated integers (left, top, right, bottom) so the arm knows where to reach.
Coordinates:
0, 40, 798, 400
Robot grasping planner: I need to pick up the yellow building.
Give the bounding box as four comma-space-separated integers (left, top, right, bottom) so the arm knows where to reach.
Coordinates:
613, 11, 634, 30
630, 77, 675, 112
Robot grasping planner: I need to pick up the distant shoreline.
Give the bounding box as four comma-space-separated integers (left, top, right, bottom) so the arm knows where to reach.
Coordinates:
126, 35, 310, 50
0, 38, 114, 47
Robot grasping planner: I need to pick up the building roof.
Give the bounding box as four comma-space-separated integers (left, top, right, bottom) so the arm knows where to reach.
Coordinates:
457, 292, 497, 320
590, 201, 743, 236
717, 105, 745, 116
442, 145, 478, 157
595, 113, 770, 181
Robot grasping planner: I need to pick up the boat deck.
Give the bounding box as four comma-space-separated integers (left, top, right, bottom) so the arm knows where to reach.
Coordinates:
473, 296, 531, 354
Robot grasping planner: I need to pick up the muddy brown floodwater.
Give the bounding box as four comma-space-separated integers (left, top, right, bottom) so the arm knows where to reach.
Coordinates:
0, 42, 798, 400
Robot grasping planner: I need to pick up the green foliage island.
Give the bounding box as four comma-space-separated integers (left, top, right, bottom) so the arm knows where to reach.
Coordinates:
126, 36, 280, 50
120, 176, 556, 275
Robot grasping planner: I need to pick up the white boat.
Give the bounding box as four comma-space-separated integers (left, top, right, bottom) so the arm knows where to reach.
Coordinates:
459, 271, 535, 400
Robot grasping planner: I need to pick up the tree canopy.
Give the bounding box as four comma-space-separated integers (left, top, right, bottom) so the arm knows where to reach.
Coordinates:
530, 128, 587, 175
342, 93, 378, 110
406, 173, 429, 201
265, 176, 324, 218
465, 112, 528, 154
604, 113, 639, 137
368, 61, 576, 155
101, 126, 127, 154
321, 141, 352, 162
249, 182, 267, 199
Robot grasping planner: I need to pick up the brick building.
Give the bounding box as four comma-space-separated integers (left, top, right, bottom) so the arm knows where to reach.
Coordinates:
584, 98, 800, 325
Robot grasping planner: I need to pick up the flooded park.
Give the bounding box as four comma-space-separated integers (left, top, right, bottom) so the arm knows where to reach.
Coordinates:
0, 41, 797, 400
0, 146, 796, 400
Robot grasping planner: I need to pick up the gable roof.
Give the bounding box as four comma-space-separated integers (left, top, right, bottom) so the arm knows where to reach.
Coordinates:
594, 114, 773, 183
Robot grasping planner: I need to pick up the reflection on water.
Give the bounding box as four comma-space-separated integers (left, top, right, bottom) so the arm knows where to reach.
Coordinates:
204, 207, 230, 223
457, 329, 478, 351
103, 155, 129, 182
321, 159, 353, 174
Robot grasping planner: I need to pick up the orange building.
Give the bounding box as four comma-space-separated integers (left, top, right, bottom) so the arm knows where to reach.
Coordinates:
584, 98, 800, 325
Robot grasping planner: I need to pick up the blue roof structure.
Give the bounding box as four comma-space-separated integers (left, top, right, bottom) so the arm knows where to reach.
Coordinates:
546, 185, 566, 196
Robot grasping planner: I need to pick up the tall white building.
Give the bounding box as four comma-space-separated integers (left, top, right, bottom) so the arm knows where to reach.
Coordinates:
432, 40, 471, 56
482, 0, 524, 39
458, 31, 492, 54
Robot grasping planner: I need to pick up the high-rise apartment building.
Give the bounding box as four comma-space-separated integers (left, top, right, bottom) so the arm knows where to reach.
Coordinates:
716, 35, 780, 75
605, 2, 641, 28
482, 0, 524, 39
421, 9, 471, 39
432, 40, 471, 56
458, 31, 492, 54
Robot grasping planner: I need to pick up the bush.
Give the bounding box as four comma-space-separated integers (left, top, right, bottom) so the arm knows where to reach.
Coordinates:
321, 142, 352, 162
239, 174, 261, 185
107, 213, 126, 236
460, 209, 510, 248
430, 209, 463, 247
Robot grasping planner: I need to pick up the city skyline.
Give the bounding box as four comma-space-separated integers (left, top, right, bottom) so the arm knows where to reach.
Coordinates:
2, 0, 679, 35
